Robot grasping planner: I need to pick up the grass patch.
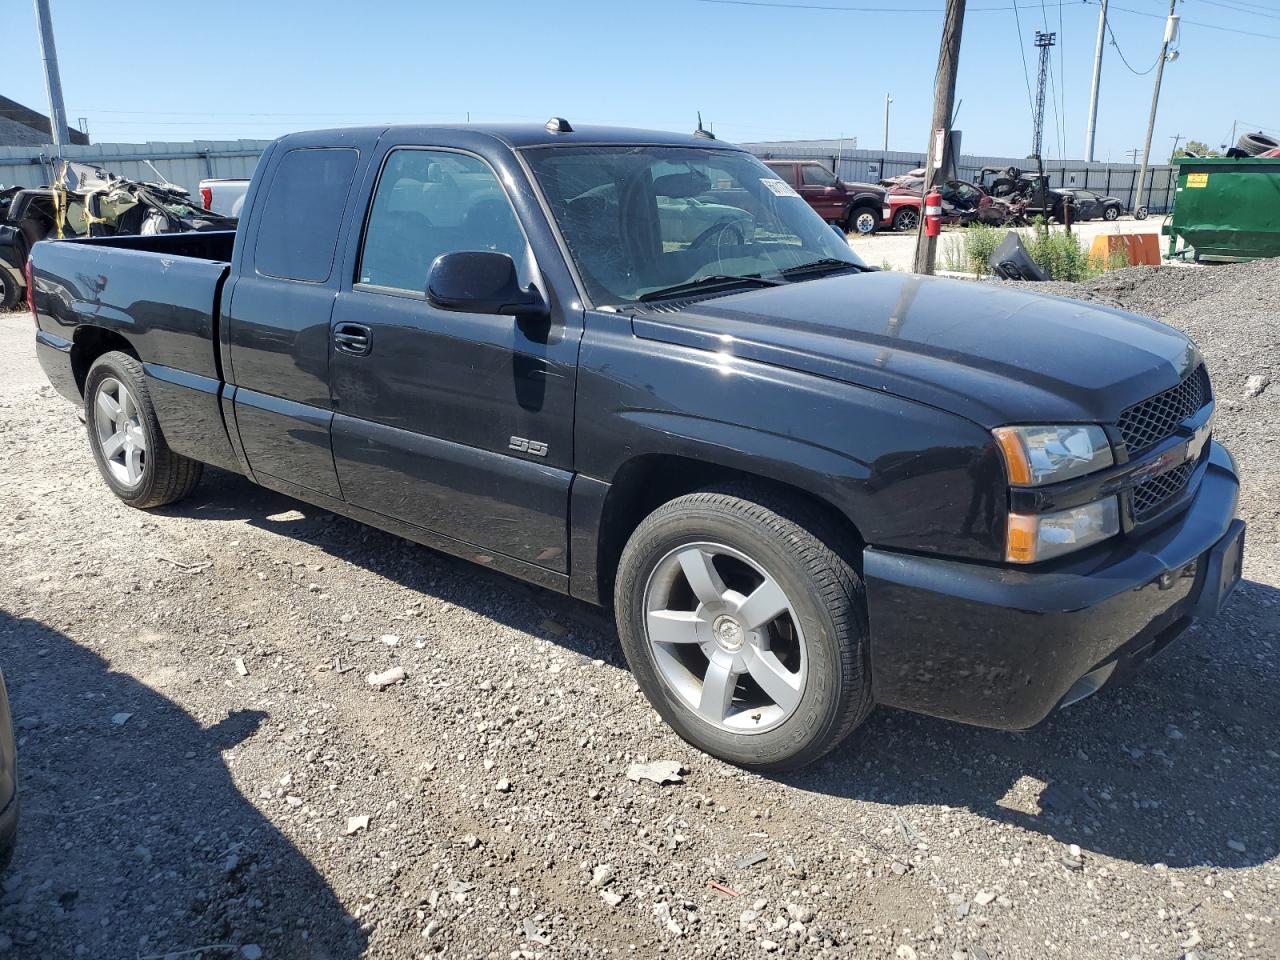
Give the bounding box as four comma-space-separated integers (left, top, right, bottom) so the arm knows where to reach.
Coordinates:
943, 219, 1127, 281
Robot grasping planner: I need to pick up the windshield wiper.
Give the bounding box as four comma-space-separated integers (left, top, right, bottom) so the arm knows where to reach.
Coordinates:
779, 258, 867, 278
638, 273, 784, 303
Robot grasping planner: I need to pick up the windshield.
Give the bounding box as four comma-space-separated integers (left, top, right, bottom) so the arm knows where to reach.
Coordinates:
524, 145, 864, 305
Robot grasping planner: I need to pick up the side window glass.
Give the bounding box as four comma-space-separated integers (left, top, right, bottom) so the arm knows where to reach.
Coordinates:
359, 149, 529, 293
801, 164, 836, 187
254, 147, 358, 282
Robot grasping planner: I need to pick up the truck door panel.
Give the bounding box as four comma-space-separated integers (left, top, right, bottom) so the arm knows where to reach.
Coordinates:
222, 138, 370, 496
328, 144, 579, 572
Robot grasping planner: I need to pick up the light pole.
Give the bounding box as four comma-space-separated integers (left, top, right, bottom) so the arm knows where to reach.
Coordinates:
1134, 4, 1179, 217
883, 94, 892, 152
33, 0, 69, 156
1084, 0, 1108, 162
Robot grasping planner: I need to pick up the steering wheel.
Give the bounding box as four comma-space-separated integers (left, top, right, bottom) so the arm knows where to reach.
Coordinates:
690, 221, 744, 250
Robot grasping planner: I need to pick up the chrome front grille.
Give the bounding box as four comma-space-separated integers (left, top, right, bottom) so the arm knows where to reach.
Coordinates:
1116, 366, 1209, 455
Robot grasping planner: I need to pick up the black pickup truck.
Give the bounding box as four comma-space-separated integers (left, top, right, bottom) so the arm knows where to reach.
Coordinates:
29, 122, 1244, 770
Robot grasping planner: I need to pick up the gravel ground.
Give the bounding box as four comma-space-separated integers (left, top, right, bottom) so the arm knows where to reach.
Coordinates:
0, 260, 1276, 960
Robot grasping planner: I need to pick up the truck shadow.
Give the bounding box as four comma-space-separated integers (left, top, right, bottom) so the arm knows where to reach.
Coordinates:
163, 467, 1278, 873
0, 610, 368, 959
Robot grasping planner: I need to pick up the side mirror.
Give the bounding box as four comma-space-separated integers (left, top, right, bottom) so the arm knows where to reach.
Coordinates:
426, 251, 548, 319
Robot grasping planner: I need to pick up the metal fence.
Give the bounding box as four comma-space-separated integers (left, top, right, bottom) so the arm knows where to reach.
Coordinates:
0, 140, 272, 196
740, 143, 1178, 214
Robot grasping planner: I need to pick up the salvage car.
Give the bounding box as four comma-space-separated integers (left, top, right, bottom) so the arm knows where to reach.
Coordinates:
0, 162, 235, 308
1057, 189, 1124, 222
763, 160, 888, 234
0, 671, 15, 871
29, 122, 1244, 771
886, 179, 1023, 231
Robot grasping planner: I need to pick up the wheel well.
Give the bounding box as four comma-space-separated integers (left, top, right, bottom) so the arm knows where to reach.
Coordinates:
71, 327, 137, 396
595, 455, 865, 604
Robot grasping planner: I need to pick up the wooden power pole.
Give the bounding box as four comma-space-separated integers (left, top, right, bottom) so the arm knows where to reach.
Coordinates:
913, 0, 966, 275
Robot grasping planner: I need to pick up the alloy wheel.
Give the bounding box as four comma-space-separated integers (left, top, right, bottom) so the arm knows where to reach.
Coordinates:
93, 377, 147, 487
643, 542, 807, 734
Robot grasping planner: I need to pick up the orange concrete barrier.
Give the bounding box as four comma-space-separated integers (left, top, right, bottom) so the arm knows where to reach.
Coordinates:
1089, 233, 1161, 269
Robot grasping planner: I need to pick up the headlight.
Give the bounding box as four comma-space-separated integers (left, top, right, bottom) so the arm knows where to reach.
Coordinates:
993, 424, 1114, 486
1006, 497, 1120, 563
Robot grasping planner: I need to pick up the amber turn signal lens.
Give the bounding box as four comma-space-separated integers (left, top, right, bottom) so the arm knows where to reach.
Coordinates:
1005, 513, 1040, 563
993, 427, 1032, 486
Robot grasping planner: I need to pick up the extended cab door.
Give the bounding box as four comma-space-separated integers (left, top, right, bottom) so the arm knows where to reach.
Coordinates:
222, 131, 376, 497
326, 132, 583, 574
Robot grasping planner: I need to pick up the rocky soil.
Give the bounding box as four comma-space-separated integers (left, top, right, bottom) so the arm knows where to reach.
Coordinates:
0, 259, 1276, 960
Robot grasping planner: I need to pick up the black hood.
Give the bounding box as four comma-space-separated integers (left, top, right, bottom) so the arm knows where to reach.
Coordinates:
631, 271, 1200, 428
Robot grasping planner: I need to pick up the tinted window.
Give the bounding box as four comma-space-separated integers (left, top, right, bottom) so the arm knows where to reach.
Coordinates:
764, 162, 793, 185
801, 164, 836, 187
526, 145, 862, 305
254, 147, 358, 282
359, 149, 529, 293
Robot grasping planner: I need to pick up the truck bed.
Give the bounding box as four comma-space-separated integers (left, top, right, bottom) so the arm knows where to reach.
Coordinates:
30, 229, 242, 472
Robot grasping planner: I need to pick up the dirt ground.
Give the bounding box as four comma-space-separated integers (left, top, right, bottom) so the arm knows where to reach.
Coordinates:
0, 261, 1276, 960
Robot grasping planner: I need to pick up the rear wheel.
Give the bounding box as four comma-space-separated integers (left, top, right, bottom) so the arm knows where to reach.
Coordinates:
84, 351, 203, 508
892, 207, 919, 232
615, 488, 872, 771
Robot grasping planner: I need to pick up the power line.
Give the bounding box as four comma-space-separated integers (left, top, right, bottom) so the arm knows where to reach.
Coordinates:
1193, 0, 1280, 21
1011, 2, 1038, 132
1105, 2, 1280, 40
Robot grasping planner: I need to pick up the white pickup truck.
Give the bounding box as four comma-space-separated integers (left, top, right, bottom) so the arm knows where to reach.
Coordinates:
197, 177, 249, 218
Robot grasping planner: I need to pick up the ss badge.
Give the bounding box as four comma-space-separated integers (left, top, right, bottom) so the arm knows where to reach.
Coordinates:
509, 436, 548, 457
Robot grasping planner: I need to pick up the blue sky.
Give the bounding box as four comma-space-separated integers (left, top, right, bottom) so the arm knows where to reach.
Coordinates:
4, 0, 1277, 161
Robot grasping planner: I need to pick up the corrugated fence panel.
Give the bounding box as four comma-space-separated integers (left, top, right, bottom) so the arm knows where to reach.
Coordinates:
0, 139, 273, 196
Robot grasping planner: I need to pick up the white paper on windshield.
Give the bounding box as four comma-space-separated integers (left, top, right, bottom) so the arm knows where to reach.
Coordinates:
760, 177, 801, 198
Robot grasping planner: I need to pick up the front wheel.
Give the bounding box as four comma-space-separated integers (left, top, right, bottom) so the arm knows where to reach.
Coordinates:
614, 488, 872, 771
0, 268, 20, 310
1133, 206, 1149, 221
892, 207, 919, 232
84, 351, 203, 508
846, 206, 879, 235
1103, 205, 1120, 221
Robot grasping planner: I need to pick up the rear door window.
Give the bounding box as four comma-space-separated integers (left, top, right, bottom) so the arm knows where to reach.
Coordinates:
254, 147, 359, 282
358, 149, 529, 294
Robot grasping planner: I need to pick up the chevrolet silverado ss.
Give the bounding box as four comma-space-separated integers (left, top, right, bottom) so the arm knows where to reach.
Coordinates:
29, 121, 1244, 770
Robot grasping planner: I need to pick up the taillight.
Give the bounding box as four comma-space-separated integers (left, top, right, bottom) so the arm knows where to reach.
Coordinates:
200, 186, 213, 210
24, 258, 35, 321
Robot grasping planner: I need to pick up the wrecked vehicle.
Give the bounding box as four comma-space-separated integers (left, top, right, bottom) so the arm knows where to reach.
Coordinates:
0, 162, 235, 308
886, 178, 1025, 231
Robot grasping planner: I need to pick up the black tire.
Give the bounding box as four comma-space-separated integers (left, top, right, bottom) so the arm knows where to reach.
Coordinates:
84, 351, 203, 508
614, 487, 873, 771
1237, 131, 1279, 156
1103, 205, 1120, 221
892, 207, 919, 232
846, 205, 879, 235
0, 267, 20, 311
1133, 206, 1149, 221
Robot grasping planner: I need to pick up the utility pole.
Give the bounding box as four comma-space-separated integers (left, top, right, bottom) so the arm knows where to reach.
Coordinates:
912, 0, 966, 276
1126, 148, 1140, 164
1169, 133, 1183, 161
883, 94, 892, 152
32, 0, 69, 156
1134, 1, 1179, 216
1084, 0, 1108, 162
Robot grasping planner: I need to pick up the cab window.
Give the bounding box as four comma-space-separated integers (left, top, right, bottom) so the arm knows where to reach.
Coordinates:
359, 149, 529, 294
801, 164, 837, 187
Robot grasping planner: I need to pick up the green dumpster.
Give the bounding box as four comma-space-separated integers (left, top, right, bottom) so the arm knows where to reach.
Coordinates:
1163, 155, 1280, 262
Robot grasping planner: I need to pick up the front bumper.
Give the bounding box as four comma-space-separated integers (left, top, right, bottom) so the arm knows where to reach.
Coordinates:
863, 441, 1241, 730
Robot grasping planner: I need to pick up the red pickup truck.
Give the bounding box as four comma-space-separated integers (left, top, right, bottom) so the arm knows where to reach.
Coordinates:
763, 160, 889, 235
